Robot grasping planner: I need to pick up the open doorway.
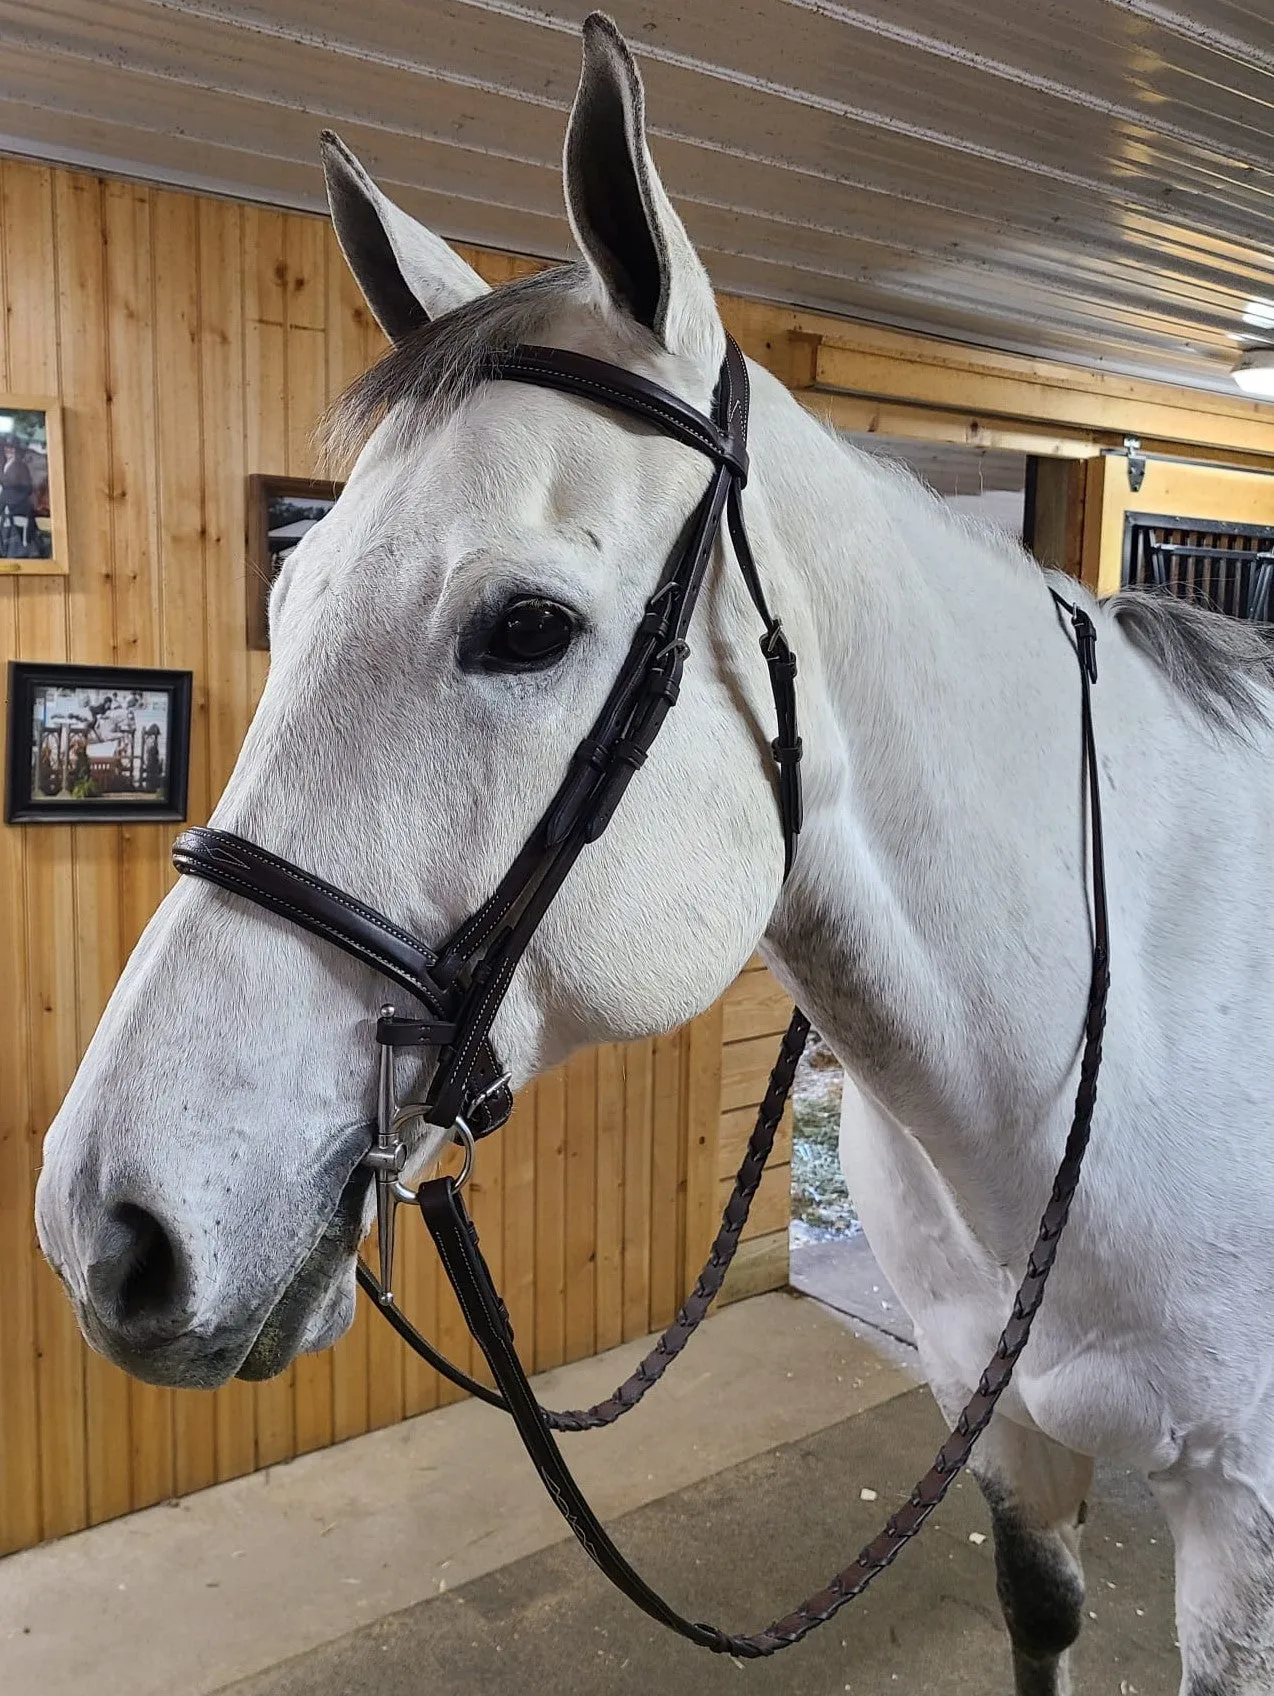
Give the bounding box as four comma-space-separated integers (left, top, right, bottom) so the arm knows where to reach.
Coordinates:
846, 433, 1029, 539
788, 437, 1030, 1352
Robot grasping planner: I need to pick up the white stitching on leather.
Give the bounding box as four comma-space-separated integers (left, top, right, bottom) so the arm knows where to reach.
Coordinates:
432, 1211, 501, 1344
184, 833, 436, 961
181, 861, 439, 1004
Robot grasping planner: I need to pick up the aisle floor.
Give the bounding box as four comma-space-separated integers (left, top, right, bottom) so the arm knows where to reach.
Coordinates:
0, 1284, 1178, 1695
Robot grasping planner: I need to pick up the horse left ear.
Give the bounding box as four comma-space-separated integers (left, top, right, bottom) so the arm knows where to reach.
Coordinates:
320, 130, 489, 342
564, 13, 722, 370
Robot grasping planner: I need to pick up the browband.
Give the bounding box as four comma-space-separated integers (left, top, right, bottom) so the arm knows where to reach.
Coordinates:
497, 345, 749, 484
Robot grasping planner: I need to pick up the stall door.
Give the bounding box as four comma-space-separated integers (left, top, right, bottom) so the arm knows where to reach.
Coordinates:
1082, 452, 1274, 606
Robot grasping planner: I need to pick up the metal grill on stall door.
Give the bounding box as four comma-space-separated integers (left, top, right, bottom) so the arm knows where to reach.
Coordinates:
1123, 513, 1274, 623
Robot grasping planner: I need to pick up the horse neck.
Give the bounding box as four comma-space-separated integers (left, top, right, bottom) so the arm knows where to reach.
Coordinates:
748, 376, 1094, 1225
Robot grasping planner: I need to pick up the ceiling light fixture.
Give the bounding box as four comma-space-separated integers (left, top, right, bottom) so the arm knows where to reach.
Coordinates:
1231, 347, 1274, 398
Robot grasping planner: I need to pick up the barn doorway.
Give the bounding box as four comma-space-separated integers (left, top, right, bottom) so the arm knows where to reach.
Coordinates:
846, 435, 1030, 539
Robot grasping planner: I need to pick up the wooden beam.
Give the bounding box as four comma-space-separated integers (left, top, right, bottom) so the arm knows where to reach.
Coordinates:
718, 1231, 789, 1306
796, 389, 1099, 458
1025, 458, 1087, 576
1082, 451, 1274, 598
798, 329, 1274, 463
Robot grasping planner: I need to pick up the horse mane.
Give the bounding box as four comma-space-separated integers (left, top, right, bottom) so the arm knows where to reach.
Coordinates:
324, 264, 589, 461
855, 441, 1274, 736
847, 438, 1274, 737
1105, 586, 1274, 735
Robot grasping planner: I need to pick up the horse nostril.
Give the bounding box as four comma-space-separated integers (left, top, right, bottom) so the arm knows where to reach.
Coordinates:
87, 1202, 191, 1344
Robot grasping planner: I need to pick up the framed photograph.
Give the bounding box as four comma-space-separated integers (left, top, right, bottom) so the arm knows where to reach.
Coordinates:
246, 474, 343, 649
5, 662, 192, 824
0, 397, 69, 576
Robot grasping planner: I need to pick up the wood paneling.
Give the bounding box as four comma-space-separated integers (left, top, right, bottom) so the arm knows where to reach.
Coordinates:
722, 1032, 789, 1114
718, 1101, 794, 1183
0, 162, 53, 1556
719, 959, 795, 1282
0, 159, 735, 1556
719, 1161, 791, 1240
721, 965, 794, 1046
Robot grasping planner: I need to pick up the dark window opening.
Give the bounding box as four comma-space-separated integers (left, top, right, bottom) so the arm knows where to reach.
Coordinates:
1123, 513, 1274, 623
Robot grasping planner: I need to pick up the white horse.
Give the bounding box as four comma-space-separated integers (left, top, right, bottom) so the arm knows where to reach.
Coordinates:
35, 16, 1274, 1693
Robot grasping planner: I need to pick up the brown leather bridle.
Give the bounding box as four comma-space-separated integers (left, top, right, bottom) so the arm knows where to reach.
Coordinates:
172, 337, 1109, 1658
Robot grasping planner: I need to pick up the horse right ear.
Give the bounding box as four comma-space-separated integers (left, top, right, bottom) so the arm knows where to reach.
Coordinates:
320, 131, 489, 342
562, 14, 722, 372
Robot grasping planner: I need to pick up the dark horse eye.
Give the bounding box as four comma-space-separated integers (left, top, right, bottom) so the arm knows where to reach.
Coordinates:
475, 597, 578, 672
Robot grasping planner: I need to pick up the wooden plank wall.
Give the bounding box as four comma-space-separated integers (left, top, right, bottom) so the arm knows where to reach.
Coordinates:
0, 157, 794, 1556
718, 958, 795, 1301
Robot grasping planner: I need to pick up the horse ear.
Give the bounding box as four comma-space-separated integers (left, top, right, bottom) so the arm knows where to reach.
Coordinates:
319, 131, 489, 342
563, 14, 722, 369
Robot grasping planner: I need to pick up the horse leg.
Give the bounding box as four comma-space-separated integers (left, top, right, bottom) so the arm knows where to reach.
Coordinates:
1153, 1468, 1274, 1694
970, 1414, 1093, 1696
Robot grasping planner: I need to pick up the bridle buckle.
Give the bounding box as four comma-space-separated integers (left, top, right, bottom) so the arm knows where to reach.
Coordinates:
364, 1004, 504, 1301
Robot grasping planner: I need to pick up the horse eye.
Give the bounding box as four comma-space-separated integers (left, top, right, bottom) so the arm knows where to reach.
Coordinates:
478, 597, 577, 672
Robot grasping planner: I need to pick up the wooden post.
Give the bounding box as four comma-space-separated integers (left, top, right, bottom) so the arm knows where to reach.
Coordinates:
1024, 457, 1088, 578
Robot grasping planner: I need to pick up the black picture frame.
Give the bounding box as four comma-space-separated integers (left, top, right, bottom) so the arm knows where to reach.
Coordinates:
5, 662, 193, 824
246, 474, 343, 650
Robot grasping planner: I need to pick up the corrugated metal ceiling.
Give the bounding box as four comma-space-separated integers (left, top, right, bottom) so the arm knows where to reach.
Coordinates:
0, 0, 1272, 393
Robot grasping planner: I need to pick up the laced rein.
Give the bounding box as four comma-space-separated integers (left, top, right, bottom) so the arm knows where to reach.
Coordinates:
364, 589, 1108, 1657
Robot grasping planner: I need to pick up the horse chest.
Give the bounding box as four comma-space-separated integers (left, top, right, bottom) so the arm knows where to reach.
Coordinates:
836, 1081, 1195, 1471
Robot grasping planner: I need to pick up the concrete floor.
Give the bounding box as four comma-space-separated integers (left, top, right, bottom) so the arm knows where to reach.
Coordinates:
791, 1231, 917, 1352
0, 1287, 1180, 1696
223, 1392, 1179, 1696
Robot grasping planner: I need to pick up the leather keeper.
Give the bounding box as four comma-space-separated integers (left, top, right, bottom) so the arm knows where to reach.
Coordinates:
376, 1014, 458, 1048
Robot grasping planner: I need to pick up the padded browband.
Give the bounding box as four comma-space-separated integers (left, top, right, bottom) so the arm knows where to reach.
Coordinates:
171, 827, 513, 1136
494, 346, 749, 484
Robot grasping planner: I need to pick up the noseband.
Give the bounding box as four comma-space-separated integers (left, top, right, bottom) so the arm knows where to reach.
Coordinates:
171, 337, 1109, 1659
